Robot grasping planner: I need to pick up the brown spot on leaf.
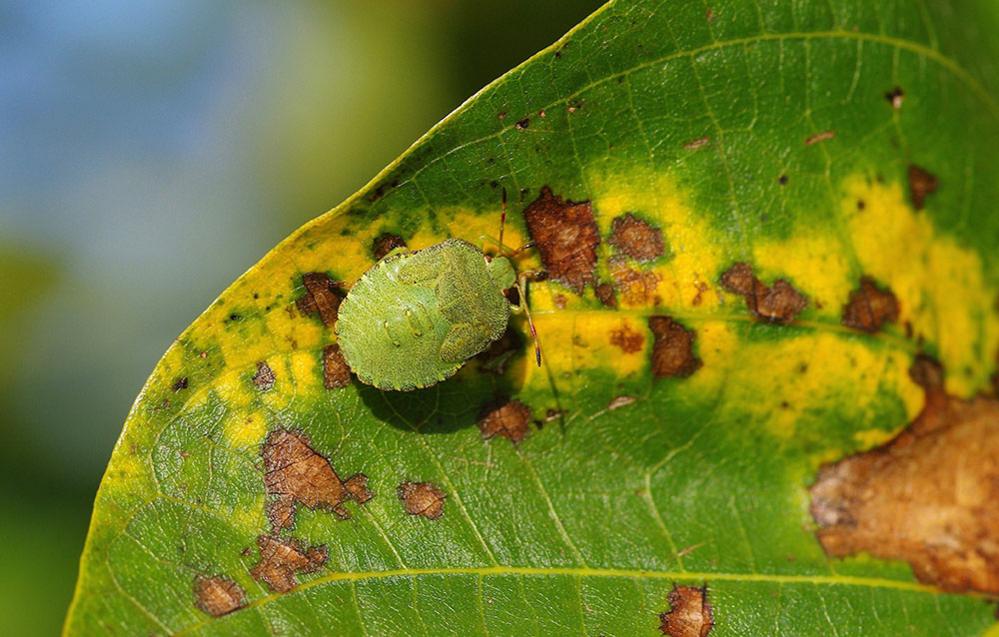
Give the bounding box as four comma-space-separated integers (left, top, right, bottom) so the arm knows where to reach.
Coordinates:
250, 535, 327, 593
908, 164, 938, 210
479, 399, 532, 444
608, 213, 665, 262
595, 282, 617, 307
172, 377, 188, 391
778, 174, 788, 186
610, 321, 645, 354
610, 259, 661, 306
659, 584, 713, 637
515, 117, 530, 130
397, 481, 446, 520
720, 262, 807, 324
523, 186, 600, 293
261, 429, 372, 532
683, 136, 710, 151
296, 272, 344, 326
323, 344, 352, 389
648, 316, 701, 378
372, 232, 407, 260
805, 130, 835, 145
842, 277, 899, 333
810, 356, 999, 594
886, 86, 905, 109
252, 361, 275, 391
194, 575, 245, 617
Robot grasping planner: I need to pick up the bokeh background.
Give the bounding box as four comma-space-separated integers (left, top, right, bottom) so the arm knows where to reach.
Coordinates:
0, 2, 602, 634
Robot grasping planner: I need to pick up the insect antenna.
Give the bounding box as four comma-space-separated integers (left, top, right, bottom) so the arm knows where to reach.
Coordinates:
516, 272, 543, 367
498, 188, 507, 255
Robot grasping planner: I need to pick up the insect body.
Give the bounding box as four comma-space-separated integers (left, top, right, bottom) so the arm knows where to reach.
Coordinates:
336, 238, 537, 391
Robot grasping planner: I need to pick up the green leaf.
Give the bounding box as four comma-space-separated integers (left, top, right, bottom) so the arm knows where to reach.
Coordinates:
66, 0, 999, 635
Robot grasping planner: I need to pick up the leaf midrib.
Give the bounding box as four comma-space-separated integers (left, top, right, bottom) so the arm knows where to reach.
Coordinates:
174, 564, 966, 636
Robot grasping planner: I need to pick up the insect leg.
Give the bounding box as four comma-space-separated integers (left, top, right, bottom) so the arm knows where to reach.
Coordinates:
515, 271, 544, 367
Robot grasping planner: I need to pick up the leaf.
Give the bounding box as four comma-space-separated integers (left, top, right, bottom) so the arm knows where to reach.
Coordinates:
66, 1, 999, 635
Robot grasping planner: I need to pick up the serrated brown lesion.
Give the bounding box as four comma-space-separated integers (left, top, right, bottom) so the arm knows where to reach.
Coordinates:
261, 429, 372, 533
610, 321, 645, 354
323, 344, 352, 389
252, 361, 276, 391
397, 481, 446, 520
659, 584, 713, 637
810, 356, 999, 594
610, 258, 661, 306
907, 164, 938, 210
372, 232, 407, 260
608, 213, 665, 262
841, 277, 899, 333
193, 574, 246, 617
249, 535, 328, 593
479, 399, 532, 444
719, 262, 807, 324
648, 316, 701, 378
522, 186, 600, 293
295, 272, 344, 326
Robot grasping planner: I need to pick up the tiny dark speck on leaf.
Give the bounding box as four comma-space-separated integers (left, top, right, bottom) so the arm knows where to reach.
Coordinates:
515, 118, 530, 130
886, 86, 905, 109
778, 174, 788, 186
172, 377, 188, 392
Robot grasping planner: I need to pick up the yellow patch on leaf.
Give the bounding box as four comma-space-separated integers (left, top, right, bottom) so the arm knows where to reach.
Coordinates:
844, 178, 999, 397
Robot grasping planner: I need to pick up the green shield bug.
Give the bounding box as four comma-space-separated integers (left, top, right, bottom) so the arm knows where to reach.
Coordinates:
336, 192, 542, 391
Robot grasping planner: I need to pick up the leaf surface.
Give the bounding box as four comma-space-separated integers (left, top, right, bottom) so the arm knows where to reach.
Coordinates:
66, 1, 999, 635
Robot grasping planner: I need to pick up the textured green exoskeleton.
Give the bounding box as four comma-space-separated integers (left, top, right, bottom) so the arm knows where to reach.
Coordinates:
336, 238, 519, 390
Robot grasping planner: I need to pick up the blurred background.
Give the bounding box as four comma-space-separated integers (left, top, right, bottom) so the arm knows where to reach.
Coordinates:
0, 1, 602, 633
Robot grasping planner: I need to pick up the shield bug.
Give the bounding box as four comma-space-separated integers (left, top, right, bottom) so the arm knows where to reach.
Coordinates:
336, 193, 542, 391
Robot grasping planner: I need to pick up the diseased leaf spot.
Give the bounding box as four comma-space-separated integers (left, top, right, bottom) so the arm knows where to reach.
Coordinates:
609, 321, 645, 354
610, 259, 662, 306
659, 584, 714, 637
805, 130, 835, 145
648, 316, 701, 378
523, 186, 600, 293
250, 535, 327, 593
372, 232, 407, 260
366, 178, 400, 203
778, 174, 789, 186
885, 86, 905, 109
172, 377, 188, 392
322, 344, 352, 389
296, 272, 344, 326
720, 262, 807, 324
515, 117, 530, 130
595, 282, 617, 307
261, 429, 372, 533
608, 213, 665, 262
907, 164, 938, 210
193, 574, 245, 617
252, 361, 276, 391
479, 399, 532, 444
397, 481, 446, 520
842, 277, 899, 333
810, 356, 999, 594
